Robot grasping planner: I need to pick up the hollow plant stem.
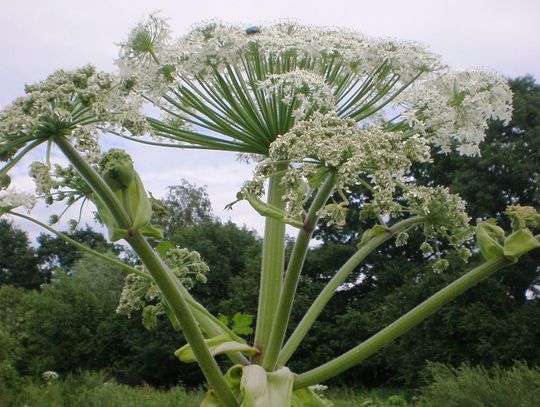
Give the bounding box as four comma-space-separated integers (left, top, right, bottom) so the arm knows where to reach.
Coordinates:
53, 137, 238, 407
254, 162, 287, 359
279, 215, 426, 365
293, 255, 516, 389
261, 172, 337, 370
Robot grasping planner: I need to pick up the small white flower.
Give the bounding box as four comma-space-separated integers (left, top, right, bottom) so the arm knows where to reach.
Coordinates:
0, 189, 36, 214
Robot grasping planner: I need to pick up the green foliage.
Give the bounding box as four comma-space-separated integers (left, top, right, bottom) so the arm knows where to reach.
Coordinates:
5, 371, 203, 407
218, 312, 254, 336
153, 179, 214, 238
0, 220, 41, 289
18, 254, 125, 376
417, 362, 540, 407
36, 226, 121, 278
170, 219, 261, 317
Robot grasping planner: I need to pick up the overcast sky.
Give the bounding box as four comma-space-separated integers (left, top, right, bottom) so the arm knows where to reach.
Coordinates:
2, 0, 539, 239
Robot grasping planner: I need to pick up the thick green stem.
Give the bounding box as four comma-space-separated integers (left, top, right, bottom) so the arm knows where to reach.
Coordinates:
279, 216, 426, 366
261, 173, 337, 370
127, 234, 238, 406
54, 137, 238, 407
254, 162, 287, 359
54, 137, 132, 228
293, 256, 515, 389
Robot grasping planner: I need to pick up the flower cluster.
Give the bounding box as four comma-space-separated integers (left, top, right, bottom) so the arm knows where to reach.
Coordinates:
28, 162, 91, 216
249, 111, 432, 222
116, 15, 512, 163
169, 20, 443, 80
0, 189, 36, 215
257, 69, 336, 122
398, 70, 513, 155
0, 65, 147, 165
403, 186, 474, 268
117, 246, 209, 330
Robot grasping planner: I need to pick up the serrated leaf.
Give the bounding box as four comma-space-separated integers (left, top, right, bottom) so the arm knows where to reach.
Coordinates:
503, 228, 540, 260
217, 314, 229, 326
232, 312, 254, 336
175, 335, 258, 363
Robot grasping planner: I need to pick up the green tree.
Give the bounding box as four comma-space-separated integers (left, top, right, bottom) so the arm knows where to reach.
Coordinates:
0, 220, 41, 289
36, 226, 121, 279
19, 254, 124, 376
153, 179, 214, 239
170, 220, 261, 318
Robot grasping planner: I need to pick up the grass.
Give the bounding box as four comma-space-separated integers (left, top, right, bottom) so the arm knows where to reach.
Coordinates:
4, 362, 540, 406
3, 372, 406, 407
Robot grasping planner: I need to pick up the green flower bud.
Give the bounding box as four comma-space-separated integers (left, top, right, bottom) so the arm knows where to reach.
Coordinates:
48, 214, 60, 225
99, 149, 135, 190
196, 273, 207, 284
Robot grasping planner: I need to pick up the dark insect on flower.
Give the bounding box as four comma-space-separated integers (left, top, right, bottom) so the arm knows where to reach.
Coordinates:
245, 26, 261, 35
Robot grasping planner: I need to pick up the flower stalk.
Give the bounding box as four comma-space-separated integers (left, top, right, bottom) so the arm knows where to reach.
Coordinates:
279, 215, 427, 366
53, 136, 238, 407
293, 255, 516, 389
262, 172, 337, 370
253, 162, 288, 360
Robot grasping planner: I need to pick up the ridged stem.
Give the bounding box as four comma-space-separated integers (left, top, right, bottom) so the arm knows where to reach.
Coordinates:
279, 216, 426, 365
254, 162, 287, 359
261, 173, 337, 370
54, 137, 238, 407
293, 256, 515, 389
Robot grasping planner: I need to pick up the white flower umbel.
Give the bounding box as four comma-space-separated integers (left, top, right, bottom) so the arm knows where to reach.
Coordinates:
0, 65, 149, 165
116, 16, 512, 161
0, 189, 36, 214
254, 111, 432, 220
398, 70, 513, 155
116, 17, 457, 154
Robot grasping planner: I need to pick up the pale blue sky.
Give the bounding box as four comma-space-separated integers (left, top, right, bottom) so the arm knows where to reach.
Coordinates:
2, 0, 539, 239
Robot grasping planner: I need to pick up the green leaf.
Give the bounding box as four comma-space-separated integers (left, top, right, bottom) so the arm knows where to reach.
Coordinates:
201, 389, 222, 407
240, 365, 294, 407
503, 228, 540, 260
155, 241, 175, 256
292, 387, 334, 407
140, 224, 164, 240
231, 312, 254, 336
217, 314, 229, 326
358, 225, 389, 248
476, 221, 505, 260
175, 335, 258, 363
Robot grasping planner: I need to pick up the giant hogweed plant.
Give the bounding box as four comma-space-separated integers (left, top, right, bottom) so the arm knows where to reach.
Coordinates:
1, 14, 539, 406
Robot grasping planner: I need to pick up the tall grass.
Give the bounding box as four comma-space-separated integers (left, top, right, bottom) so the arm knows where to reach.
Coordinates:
417, 362, 540, 407
3, 372, 203, 407
3, 363, 540, 406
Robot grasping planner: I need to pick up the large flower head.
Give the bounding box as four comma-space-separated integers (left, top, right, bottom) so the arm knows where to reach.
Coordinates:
117, 16, 511, 159
0, 65, 146, 169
